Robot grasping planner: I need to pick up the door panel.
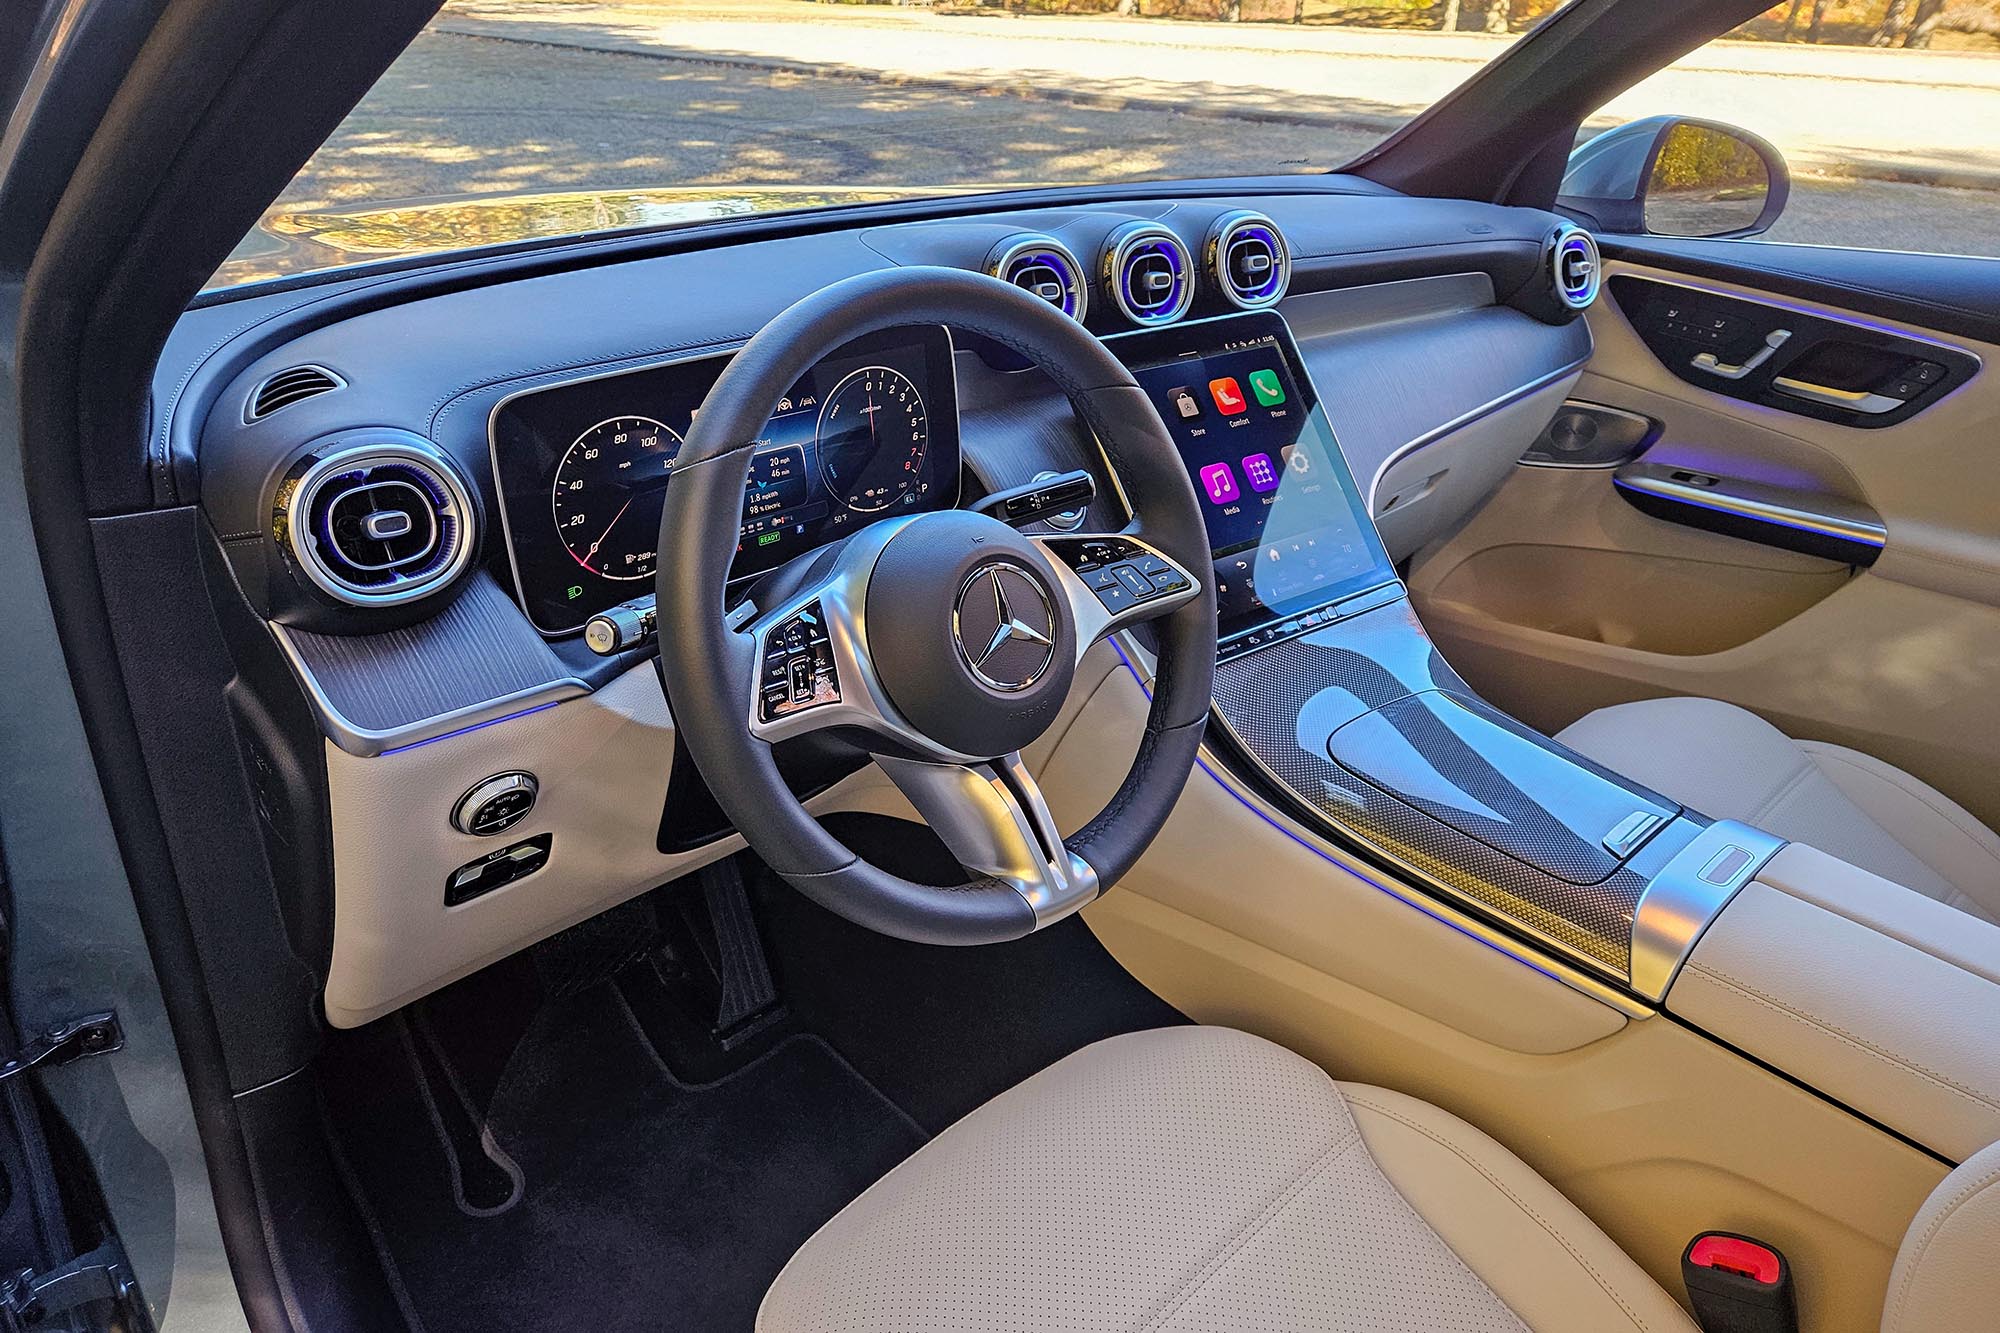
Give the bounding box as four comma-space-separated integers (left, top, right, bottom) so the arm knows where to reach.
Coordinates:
1411, 253, 2000, 830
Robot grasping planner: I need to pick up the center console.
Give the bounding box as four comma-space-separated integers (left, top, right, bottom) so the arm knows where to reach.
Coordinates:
1108, 312, 1782, 995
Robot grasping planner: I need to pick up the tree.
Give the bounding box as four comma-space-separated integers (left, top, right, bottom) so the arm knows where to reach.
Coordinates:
1441, 0, 1462, 30
1903, 0, 1947, 46
1807, 0, 1832, 42
1780, 0, 1807, 39
1483, 0, 1509, 32
1872, 0, 1912, 44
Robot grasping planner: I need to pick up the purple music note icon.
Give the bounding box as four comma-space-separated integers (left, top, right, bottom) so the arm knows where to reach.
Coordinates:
1199, 462, 1240, 505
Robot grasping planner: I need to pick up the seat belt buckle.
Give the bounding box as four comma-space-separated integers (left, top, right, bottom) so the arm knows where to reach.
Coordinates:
1681, 1232, 1797, 1333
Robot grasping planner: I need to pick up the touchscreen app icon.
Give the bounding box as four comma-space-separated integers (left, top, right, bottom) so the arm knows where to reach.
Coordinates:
1167, 387, 1201, 421
1208, 377, 1247, 415
1242, 453, 1279, 493
1248, 368, 1286, 407
1198, 462, 1240, 505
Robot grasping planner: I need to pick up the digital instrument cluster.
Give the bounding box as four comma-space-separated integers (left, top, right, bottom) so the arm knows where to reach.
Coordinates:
491, 326, 960, 634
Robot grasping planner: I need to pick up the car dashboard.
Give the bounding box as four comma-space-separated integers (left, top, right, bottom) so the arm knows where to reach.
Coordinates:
165, 183, 1606, 1027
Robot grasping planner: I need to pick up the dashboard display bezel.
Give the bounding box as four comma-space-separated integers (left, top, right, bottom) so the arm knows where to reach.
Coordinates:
1103, 310, 1396, 652
488, 325, 961, 636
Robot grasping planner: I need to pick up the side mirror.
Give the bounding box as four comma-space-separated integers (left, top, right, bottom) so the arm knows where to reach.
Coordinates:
1558, 115, 1789, 239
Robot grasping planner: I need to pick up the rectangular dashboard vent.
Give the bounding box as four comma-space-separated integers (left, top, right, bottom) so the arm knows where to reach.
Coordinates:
248, 365, 343, 421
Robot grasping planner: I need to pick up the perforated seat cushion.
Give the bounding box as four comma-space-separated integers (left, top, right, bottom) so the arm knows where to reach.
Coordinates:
758, 1026, 1695, 1332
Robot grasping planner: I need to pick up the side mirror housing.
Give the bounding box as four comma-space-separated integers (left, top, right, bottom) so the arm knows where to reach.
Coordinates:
1559, 115, 1789, 239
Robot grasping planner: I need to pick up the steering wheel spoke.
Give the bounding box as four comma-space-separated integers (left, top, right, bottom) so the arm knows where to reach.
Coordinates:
1033, 531, 1204, 660
875, 752, 1100, 927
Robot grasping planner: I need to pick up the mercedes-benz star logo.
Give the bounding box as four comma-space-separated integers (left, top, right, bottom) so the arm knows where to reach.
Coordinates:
953, 563, 1057, 693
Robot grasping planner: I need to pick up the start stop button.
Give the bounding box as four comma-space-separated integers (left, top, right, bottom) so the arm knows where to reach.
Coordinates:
451, 772, 538, 837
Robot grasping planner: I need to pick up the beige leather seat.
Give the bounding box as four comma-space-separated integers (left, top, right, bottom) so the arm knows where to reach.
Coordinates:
760, 1026, 1697, 1332
1559, 697, 2000, 924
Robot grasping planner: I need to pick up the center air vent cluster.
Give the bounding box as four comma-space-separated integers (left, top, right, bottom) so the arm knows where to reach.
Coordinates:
989, 235, 1089, 322
274, 440, 476, 607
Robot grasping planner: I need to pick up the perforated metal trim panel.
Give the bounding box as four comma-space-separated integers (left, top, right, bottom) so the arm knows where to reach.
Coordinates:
1210, 599, 1685, 977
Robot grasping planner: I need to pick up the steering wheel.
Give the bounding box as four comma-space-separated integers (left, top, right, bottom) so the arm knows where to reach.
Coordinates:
656, 266, 1216, 945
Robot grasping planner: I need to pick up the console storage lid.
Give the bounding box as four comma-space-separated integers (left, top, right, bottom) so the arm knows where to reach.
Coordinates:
1667, 843, 2000, 1161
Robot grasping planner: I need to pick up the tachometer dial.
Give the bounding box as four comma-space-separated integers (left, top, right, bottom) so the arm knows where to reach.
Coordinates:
552, 416, 682, 580
816, 366, 929, 513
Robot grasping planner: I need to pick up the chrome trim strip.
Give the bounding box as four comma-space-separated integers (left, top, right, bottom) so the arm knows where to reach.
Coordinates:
1112, 633, 1652, 1018
1613, 465, 1887, 549
269, 623, 587, 758
1364, 353, 1590, 510
1628, 820, 1785, 1003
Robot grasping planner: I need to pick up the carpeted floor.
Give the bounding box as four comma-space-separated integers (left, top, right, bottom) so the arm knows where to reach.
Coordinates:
322, 978, 926, 1332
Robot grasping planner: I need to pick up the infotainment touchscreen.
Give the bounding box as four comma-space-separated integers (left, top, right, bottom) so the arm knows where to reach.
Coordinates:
1106, 310, 1395, 653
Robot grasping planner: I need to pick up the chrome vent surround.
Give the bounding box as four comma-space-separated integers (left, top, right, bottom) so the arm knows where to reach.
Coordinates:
246, 365, 344, 422
1550, 224, 1602, 311
274, 442, 476, 607
1205, 211, 1290, 310
988, 234, 1089, 322
1103, 222, 1194, 327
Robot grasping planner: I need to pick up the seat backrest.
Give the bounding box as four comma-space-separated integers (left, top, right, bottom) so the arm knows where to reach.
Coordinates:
1882, 1139, 2000, 1332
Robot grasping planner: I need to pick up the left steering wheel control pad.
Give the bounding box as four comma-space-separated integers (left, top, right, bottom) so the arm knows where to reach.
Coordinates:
864, 511, 1078, 759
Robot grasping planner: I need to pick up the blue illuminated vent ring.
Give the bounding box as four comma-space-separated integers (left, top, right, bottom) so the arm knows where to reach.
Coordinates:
1206, 211, 1290, 310
1552, 225, 1602, 311
278, 441, 477, 607
1104, 222, 1194, 327
988, 235, 1089, 323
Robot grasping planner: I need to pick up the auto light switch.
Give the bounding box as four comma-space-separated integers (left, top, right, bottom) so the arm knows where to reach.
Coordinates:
452, 771, 538, 837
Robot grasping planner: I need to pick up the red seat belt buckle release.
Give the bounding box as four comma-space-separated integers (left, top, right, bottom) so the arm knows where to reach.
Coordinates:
1681, 1232, 1797, 1333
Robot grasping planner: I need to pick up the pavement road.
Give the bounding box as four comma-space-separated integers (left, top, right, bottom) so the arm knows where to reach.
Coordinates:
257, 2, 2000, 274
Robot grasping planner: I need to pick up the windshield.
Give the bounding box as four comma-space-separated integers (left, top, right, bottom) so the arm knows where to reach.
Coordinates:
211, 0, 1578, 289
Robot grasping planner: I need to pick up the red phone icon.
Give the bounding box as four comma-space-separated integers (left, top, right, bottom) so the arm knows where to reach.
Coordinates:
1208, 377, 1246, 415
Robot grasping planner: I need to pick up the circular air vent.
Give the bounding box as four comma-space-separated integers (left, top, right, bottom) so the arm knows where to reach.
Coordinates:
1550, 224, 1601, 311
1103, 222, 1194, 327
274, 441, 476, 607
988, 235, 1088, 322
1205, 211, 1290, 310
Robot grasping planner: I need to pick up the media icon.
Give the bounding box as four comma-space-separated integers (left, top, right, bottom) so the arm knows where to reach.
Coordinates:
1242, 453, 1279, 493
1198, 462, 1240, 505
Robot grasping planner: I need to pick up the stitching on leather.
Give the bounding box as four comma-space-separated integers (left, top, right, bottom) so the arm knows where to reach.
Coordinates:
1137, 1129, 1369, 1331
1747, 753, 1816, 826
1341, 1092, 1658, 1333
1883, 1154, 2000, 1331
1685, 963, 2000, 1117
1803, 744, 2000, 880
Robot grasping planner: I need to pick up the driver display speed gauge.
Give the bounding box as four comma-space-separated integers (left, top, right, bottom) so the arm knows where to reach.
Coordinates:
816, 366, 929, 512
551, 415, 681, 580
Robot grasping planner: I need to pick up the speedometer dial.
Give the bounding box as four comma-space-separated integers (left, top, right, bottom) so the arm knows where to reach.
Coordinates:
552, 416, 681, 580
816, 366, 929, 513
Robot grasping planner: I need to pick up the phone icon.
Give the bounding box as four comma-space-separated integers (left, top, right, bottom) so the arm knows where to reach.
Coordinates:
1208, 377, 1246, 415
1167, 387, 1201, 421
1248, 368, 1286, 407
1198, 462, 1240, 505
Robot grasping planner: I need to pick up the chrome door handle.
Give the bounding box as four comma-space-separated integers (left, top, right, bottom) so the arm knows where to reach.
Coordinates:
1691, 328, 1791, 380
1771, 375, 1905, 415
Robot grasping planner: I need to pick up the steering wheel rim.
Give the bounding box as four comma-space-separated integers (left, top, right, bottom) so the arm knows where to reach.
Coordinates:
656, 266, 1215, 945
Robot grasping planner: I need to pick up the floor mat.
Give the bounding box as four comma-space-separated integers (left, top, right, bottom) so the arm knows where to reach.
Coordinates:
323, 981, 926, 1333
